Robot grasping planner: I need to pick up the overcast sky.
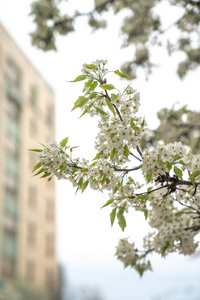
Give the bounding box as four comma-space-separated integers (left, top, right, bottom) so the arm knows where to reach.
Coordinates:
0, 1, 200, 299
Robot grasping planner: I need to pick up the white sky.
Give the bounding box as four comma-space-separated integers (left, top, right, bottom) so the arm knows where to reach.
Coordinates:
0, 0, 200, 299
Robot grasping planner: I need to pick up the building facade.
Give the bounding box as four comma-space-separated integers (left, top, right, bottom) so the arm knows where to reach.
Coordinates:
0, 23, 58, 299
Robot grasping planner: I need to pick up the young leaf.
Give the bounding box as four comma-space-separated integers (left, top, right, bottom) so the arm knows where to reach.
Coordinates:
79, 109, 88, 118
123, 144, 130, 158
146, 169, 153, 183
40, 172, 51, 178
85, 64, 98, 70
110, 208, 117, 226
32, 162, 41, 173
29, 149, 43, 152
94, 106, 107, 115
105, 98, 115, 115
89, 81, 98, 92
114, 70, 130, 79
72, 96, 88, 111
33, 167, 44, 176
157, 160, 165, 166
71, 75, 86, 82
118, 214, 126, 231
111, 94, 118, 101
110, 147, 116, 159
161, 241, 170, 256
174, 166, 183, 179
117, 208, 126, 231
101, 199, 114, 208
189, 170, 200, 185
144, 209, 148, 220
60, 137, 68, 147
166, 162, 172, 171
100, 84, 115, 90
82, 180, 89, 192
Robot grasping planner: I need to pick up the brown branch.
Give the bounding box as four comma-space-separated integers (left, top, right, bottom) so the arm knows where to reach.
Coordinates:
114, 165, 142, 173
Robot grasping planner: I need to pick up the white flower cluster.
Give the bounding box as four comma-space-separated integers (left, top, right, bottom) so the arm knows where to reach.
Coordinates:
33, 60, 200, 276
142, 142, 188, 181
116, 238, 152, 275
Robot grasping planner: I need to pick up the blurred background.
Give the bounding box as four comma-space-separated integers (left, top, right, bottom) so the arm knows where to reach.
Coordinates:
0, 0, 200, 299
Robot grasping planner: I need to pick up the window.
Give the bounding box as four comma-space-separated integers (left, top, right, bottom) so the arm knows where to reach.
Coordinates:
30, 119, 37, 137
45, 269, 55, 288
29, 186, 37, 209
46, 200, 54, 221
26, 261, 36, 281
1, 255, 15, 279
27, 223, 36, 247
30, 86, 37, 108
5, 133, 19, 159
3, 215, 17, 239
6, 99, 20, 122
4, 173, 18, 198
6, 58, 21, 88
45, 234, 55, 258
46, 105, 54, 126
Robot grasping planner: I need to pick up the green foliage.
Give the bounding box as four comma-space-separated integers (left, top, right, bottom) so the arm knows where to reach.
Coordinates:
161, 241, 170, 256
30, 0, 200, 78
142, 105, 200, 154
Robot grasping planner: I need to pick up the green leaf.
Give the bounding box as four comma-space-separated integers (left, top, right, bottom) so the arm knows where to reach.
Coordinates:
189, 170, 200, 185
123, 144, 130, 158
71, 75, 86, 82
161, 241, 170, 256
138, 194, 149, 201
130, 117, 140, 131
93, 151, 103, 160
166, 162, 172, 171
114, 70, 130, 79
136, 265, 144, 277
40, 172, 51, 178
78, 177, 83, 187
117, 208, 126, 231
60, 163, 67, 173
33, 167, 44, 176
85, 64, 98, 70
29, 149, 43, 152
60, 137, 69, 147
32, 162, 41, 173
105, 98, 115, 115
94, 106, 107, 115
100, 84, 115, 90
79, 109, 88, 118
111, 94, 118, 101
146, 169, 153, 183
84, 79, 93, 88
174, 166, 183, 179
81, 168, 88, 172
89, 81, 98, 92
164, 216, 173, 223
118, 214, 126, 231
144, 209, 148, 220
82, 180, 89, 192
72, 96, 88, 111
191, 170, 200, 178
110, 147, 116, 159
101, 199, 114, 208
110, 208, 117, 226
178, 160, 187, 166
157, 160, 165, 166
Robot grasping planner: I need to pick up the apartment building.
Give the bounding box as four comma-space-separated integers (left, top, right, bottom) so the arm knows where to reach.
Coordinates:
0, 23, 58, 299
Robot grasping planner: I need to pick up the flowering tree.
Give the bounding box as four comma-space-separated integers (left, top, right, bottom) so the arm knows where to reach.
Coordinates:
30, 0, 200, 78
31, 60, 200, 276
